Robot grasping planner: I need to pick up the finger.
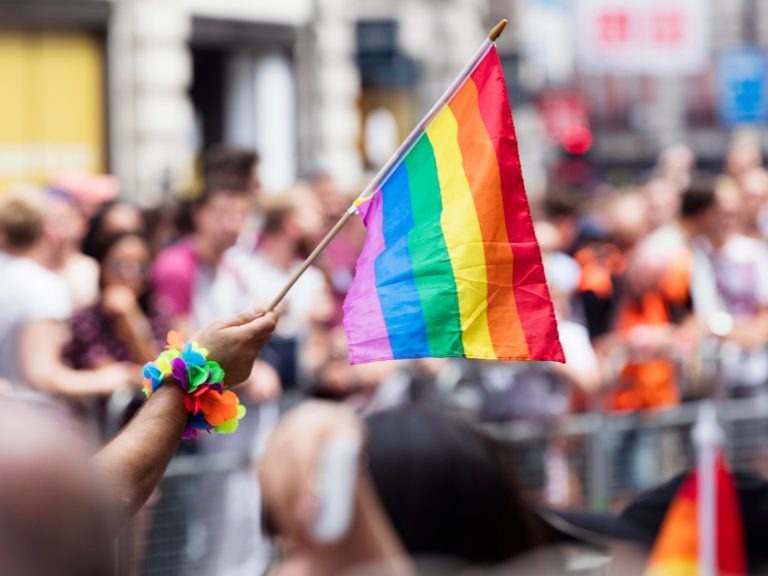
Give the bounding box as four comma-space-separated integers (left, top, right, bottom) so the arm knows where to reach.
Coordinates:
219, 308, 266, 328
238, 311, 278, 340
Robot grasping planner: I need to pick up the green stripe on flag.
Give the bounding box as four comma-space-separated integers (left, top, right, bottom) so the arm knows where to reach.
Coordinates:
404, 135, 465, 356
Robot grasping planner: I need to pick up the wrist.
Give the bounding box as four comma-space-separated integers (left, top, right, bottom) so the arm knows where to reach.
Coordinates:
142, 331, 246, 439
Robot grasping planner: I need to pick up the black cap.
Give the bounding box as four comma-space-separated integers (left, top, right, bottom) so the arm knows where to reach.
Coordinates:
541, 471, 768, 572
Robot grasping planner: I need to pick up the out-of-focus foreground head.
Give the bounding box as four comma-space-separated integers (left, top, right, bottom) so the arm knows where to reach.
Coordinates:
365, 407, 547, 566
0, 400, 112, 576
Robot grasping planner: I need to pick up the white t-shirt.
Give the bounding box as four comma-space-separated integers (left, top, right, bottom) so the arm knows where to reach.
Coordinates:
0, 253, 72, 386
241, 251, 325, 339
192, 249, 254, 330
692, 234, 768, 319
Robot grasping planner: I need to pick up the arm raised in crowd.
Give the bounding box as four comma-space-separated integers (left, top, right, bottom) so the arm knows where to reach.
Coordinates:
93, 309, 278, 524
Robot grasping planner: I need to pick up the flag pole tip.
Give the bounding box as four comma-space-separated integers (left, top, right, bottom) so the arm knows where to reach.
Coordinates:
488, 19, 508, 41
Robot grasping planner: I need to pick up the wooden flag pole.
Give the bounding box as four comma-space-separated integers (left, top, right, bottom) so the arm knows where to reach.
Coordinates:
266, 19, 509, 312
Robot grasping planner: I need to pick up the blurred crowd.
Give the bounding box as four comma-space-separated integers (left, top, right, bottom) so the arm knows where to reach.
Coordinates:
2, 136, 768, 432
3, 137, 768, 573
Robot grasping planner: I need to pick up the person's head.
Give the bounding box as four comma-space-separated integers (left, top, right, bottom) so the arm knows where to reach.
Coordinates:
261, 185, 323, 249
42, 192, 89, 251
311, 173, 349, 220
603, 191, 650, 251
740, 167, 768, 224
365, 407, 547, 565
543, 193, 580, 253
0, 400, 112, 576
203, 146, 260, 198
193, 182, 252, 256
643, 177, 680, 229
82, 200, 146, 259
713, 176, 744, 244
726, 136, 763, 181
656, 144, 694, 187
97, 232, 152, 297
680, 177, 718, 238
0, 195, 45, 254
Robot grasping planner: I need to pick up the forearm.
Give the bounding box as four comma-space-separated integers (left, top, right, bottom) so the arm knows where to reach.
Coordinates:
93, 385, 187, 526
115, 312, 159, 364
37, 367, 122, 396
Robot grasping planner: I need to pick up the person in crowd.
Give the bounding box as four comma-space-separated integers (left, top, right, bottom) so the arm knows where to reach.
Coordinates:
0, 195, 135, 397
261, 402, 768, 575
246, 189, 326, 392
739, 167, 768, 241
152, 178, 254, 334
642, 176, 682, 233
203, 146, 261, 199
81, 199, 147, 260
0, 308, 277, 576
654, 143, 694, 190
66, 232, 168, 371
689, 176, 768, 395
203, 146, 263, 251
39, 190, 100, 309
725, 134, 763, 183
311, 174, 367, 326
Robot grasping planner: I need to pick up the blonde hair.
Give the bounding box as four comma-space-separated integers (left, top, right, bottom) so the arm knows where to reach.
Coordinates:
0, 194, 45, 250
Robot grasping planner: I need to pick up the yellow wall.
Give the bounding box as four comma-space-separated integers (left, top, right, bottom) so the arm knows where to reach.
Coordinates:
0, 32, 104, 190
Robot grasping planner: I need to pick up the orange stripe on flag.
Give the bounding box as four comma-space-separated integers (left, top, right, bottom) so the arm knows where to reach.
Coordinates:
449, 79, 530, 360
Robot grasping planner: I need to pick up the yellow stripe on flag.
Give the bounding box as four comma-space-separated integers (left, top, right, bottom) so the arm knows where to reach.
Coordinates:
426, 106, 495, 359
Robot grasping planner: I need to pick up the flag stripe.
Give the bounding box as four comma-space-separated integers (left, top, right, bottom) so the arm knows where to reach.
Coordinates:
343, 45, 564, 364
449, 78, 530, 360
405, 135, 465, 356
375, 162, 431, 358
426, 106, 496, 359
342, 193, 393, 363
471, 50, 564, 362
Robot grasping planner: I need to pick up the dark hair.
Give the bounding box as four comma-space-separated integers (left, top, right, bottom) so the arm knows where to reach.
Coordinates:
96, 232, 153, 313
543, 193, 580, 219
365, 407, 547, 565
203, 146, 259, 189
680, 178, 716, 219
82, 200, 146, 260
0, 198, 44, 249
194, 179, 252, 210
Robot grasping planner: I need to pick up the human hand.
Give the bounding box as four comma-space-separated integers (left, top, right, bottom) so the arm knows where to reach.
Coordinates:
102, 285, 141, 318
95, 362, 141, 393
259, 401, 363, 546
192, 309, 278, 387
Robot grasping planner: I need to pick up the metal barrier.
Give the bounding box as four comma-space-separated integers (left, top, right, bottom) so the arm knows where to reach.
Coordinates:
484, 395, 768, 512
113, 396, 768, 575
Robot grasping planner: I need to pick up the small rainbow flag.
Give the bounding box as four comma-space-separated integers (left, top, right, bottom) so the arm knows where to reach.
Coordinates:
644, 453, 746, 576
343, 45, 563, 363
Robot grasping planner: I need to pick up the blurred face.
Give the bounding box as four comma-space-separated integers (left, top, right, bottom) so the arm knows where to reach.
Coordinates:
102, 236, 151, 295
195, 191, 251, 255
715, 186, 743, 243
644, 178, 680, 228
101, 203, 144, 237
45, 197, 87, 245
741, 169, 768, 216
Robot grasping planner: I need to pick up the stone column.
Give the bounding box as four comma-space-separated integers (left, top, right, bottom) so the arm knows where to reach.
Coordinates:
109, 0, 195, 205
309, 0, 363, 191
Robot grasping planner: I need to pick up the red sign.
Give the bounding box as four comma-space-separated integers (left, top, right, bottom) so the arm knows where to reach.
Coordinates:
576, 0, 708, 75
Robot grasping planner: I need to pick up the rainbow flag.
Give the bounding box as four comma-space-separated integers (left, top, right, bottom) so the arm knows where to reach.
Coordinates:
343, 46, 563, 363
644, 453, 746, 576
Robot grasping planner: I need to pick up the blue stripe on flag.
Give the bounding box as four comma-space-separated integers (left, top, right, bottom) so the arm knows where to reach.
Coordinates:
374, 162, 431, 358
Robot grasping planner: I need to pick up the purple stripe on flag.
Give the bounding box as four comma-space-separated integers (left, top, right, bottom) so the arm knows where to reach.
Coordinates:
343, 192, 394, 363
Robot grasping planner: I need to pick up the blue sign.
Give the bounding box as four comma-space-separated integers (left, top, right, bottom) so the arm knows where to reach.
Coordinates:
718, 48, 768, 126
